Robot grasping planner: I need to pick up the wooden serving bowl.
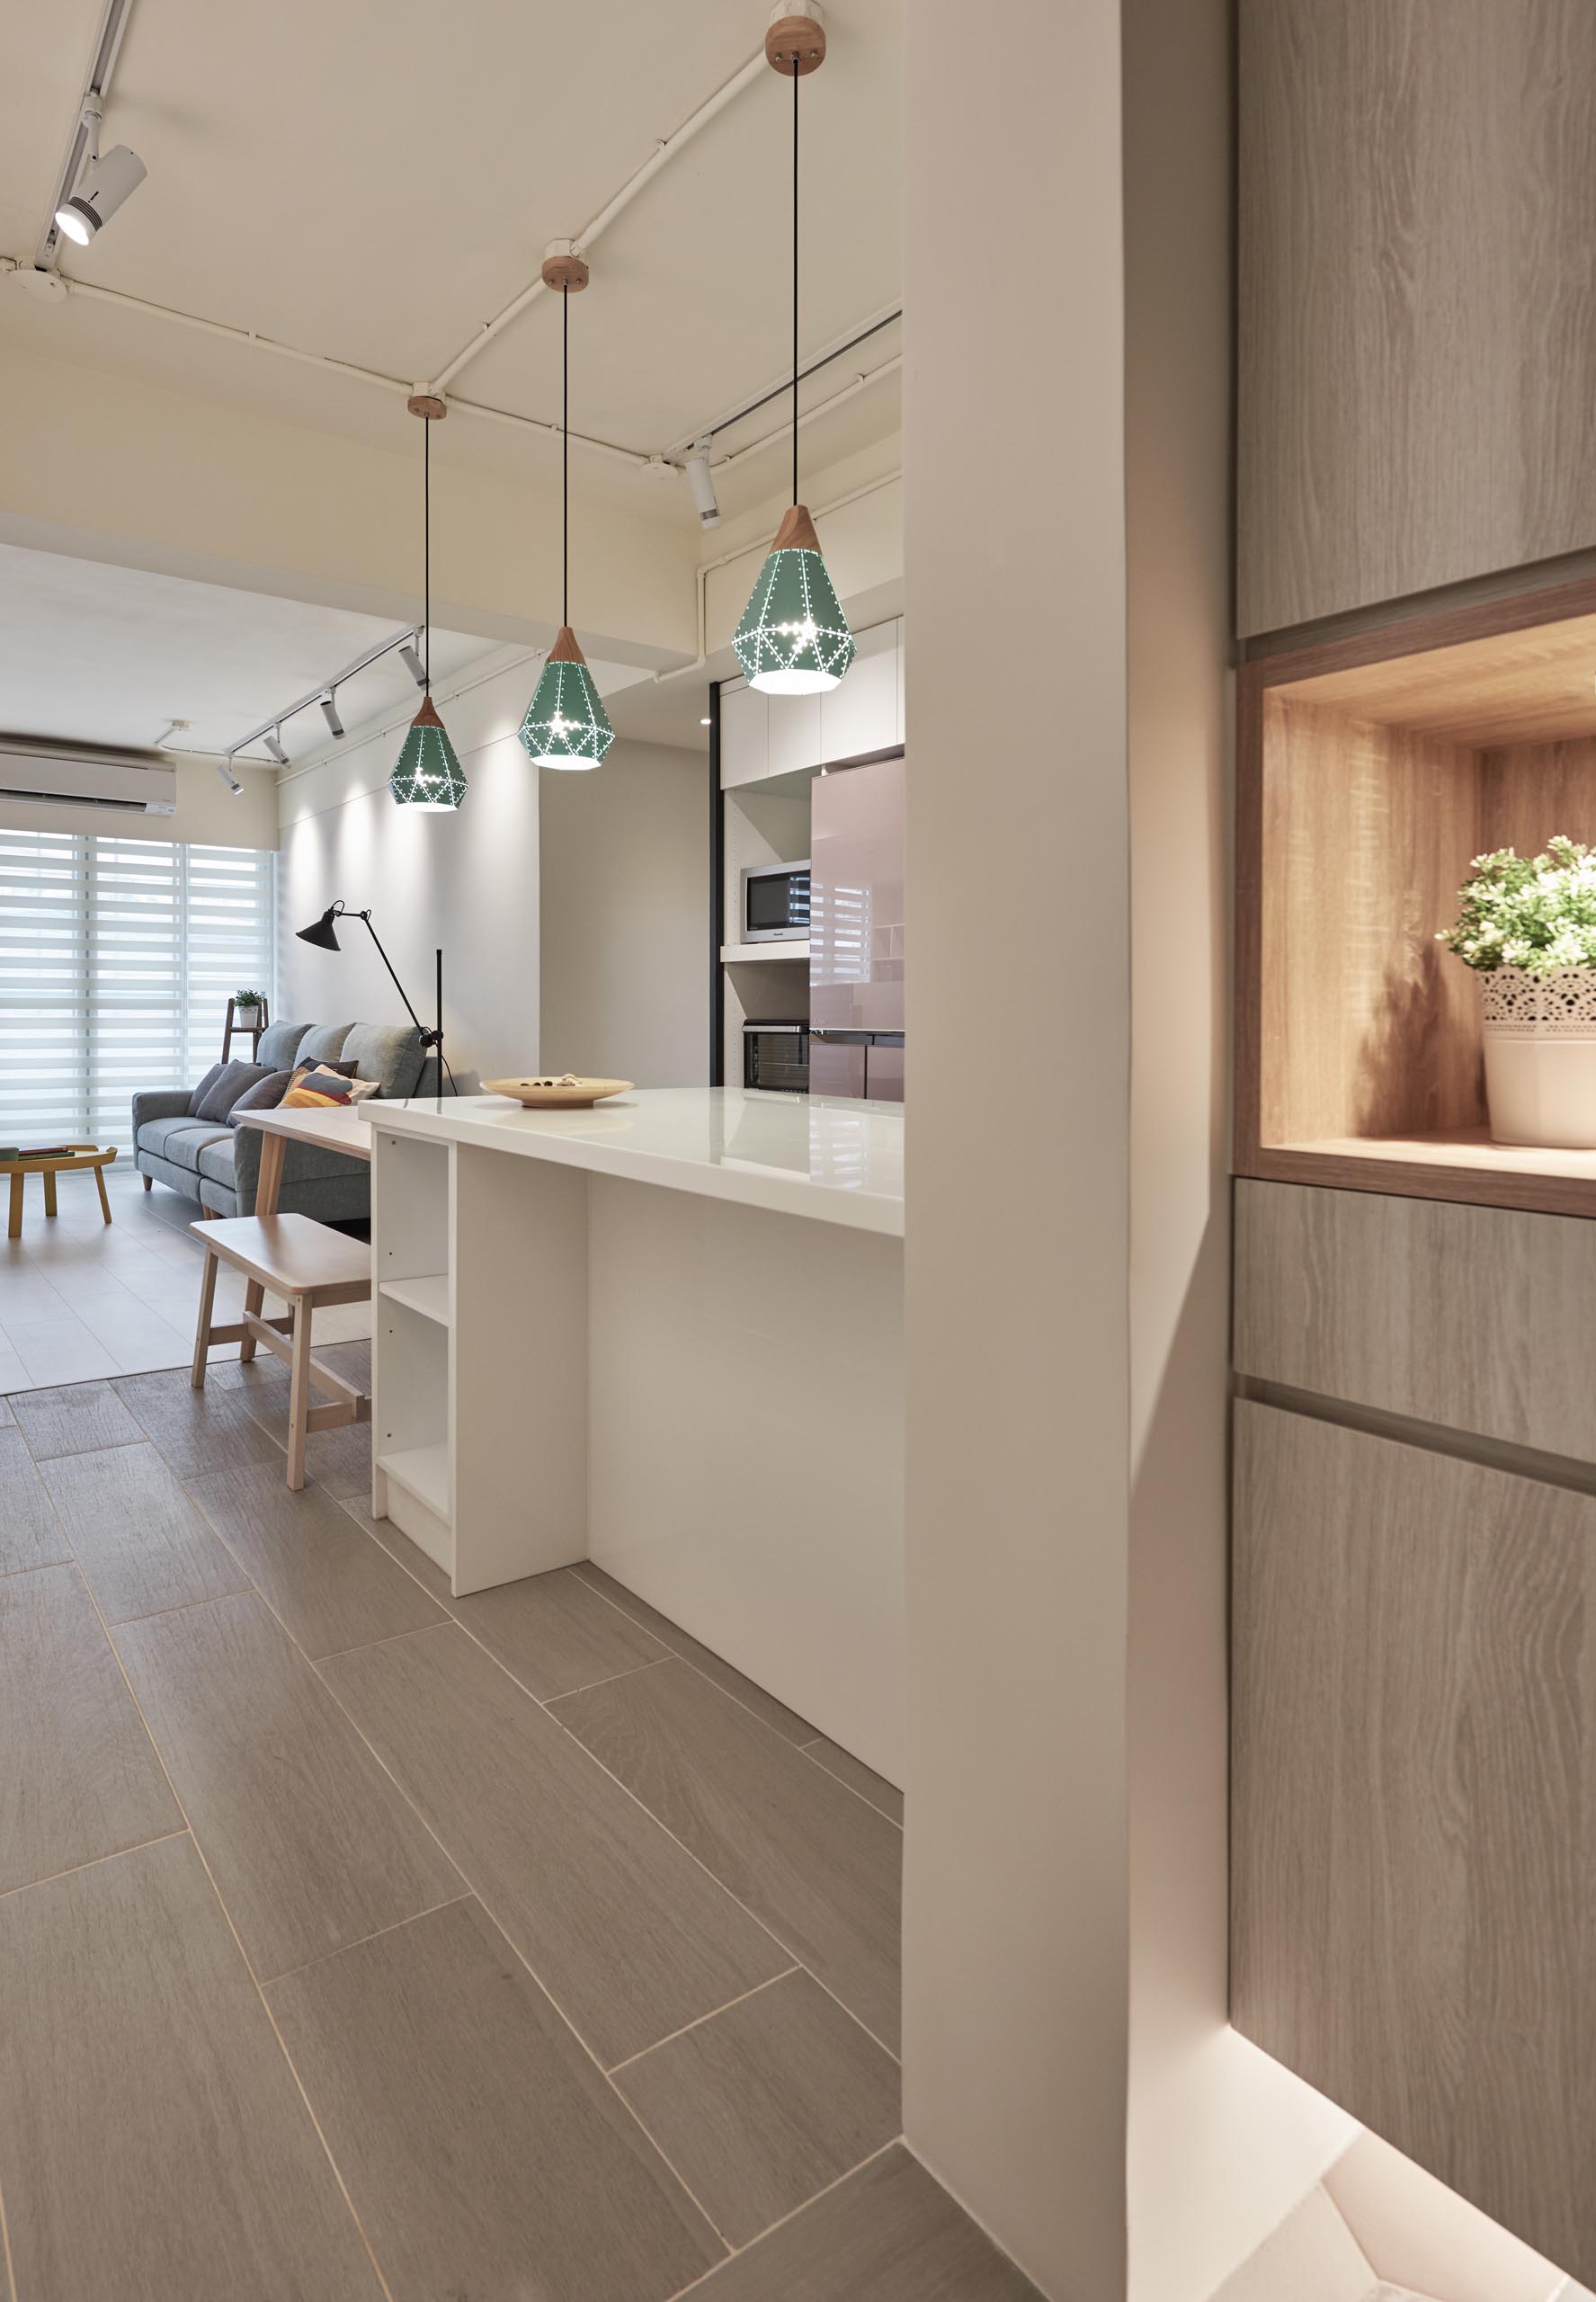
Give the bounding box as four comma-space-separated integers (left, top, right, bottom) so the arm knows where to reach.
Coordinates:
483, 1075, 633, 1110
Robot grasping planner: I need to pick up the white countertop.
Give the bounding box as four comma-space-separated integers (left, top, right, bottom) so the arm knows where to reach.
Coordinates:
371, 1088, 905, 1236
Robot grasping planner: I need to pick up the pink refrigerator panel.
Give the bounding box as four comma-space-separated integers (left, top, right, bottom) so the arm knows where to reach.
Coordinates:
809, 755, 906, 1034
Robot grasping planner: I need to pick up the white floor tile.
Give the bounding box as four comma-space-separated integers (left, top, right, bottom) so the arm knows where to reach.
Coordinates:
0, 1343, 28, 1394
4, 1316, 120, 1387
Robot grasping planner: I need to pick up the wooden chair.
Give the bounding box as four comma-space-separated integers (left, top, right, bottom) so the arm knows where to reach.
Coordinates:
191, 1213, 371, 1489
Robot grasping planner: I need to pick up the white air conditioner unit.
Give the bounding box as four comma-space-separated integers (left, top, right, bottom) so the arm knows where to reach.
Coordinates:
0, 736, 177, 816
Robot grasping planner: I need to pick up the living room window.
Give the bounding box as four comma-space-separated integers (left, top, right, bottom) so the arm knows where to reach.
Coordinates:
0, 830, 276, 1151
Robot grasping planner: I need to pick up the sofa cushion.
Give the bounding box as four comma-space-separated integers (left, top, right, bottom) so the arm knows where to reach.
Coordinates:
186, 1062, 226, 1117
258, 1021, 310, 1070
229, 1067, 295, 1117
196, 1135, 240, 1189
282, 1063, 370, 1109
342, 1022, 427, 1099
192, 1061, 273, 1122
139, 1119, 231, 1173
298, 1022, 354, 1064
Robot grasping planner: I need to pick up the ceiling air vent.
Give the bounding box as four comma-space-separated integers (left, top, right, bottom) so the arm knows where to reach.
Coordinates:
0, 736, 177, 816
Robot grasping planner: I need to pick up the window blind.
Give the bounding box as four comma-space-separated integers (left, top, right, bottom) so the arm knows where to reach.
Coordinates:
0, 832, 275, 1151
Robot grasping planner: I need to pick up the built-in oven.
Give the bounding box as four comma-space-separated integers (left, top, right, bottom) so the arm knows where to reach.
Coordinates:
739, 859, 810, 943
743, 1019, 809, 1093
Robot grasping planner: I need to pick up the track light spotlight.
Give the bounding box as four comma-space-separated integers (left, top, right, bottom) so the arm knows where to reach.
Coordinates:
215, 754, 244, 797
320, 691, 345, 740
399, 642, 428, 689
264, 725, 290, 767
685, 439, 720, 530
55, 145, 147, 245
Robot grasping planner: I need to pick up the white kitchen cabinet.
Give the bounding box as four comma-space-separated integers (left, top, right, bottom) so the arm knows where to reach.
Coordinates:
718, 680, 769, 789
820, 619, 899, 764
768, 691, 824, 777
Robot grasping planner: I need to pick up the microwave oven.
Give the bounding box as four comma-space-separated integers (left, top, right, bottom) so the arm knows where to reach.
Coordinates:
739, 859, 810, 943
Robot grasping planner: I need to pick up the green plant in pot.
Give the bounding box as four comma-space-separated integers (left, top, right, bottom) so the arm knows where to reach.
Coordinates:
233, 986, 267, 1028
1438, 837, 1596, 1148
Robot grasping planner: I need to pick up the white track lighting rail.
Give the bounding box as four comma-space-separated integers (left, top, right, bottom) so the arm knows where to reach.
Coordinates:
424, 48, 768, 397
222, 627, 425, 766
36, 0, 138, 271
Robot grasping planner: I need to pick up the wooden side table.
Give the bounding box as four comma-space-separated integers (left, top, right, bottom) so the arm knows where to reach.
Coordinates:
3, 1144, 116, 1239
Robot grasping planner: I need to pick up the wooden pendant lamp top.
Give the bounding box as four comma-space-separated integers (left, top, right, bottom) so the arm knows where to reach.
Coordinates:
772, 504, 823, 553
410, 694, 445, 727
765, 12, 826, 72
547, 626, 588, 665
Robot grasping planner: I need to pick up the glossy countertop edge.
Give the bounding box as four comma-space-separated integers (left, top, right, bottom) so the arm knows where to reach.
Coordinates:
369, 1090, 905, 1238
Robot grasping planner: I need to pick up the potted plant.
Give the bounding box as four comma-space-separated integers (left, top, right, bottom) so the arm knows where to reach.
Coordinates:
233, 987, 267, 1030
1438, 837, 1596, 1147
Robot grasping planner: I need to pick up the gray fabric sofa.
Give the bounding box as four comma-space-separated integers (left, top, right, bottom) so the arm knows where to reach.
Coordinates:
132, 1021, 430, 1219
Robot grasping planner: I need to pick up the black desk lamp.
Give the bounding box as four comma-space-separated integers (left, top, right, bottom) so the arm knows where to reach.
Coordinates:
295, 903, 450, 1095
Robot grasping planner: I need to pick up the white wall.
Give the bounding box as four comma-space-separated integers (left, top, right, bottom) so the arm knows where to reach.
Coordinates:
539, 737, 708, 1086
1121, 0, 1360, 2296
277, 652, 541, 1084
901, 2, 1132, 2294
0, 755, 279, 852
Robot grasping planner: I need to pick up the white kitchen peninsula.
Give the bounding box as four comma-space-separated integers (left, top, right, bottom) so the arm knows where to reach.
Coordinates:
368, 1088, 905, 1780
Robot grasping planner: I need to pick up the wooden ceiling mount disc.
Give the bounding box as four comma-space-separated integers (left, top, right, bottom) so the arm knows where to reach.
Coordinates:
407, 393, 447, 420
765, 10, 826, 73
541, 240, 591, 293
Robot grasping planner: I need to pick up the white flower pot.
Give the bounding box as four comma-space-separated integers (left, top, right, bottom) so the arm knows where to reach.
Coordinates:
235, 1005, 261, 1030
1481, 968, 1596, 1148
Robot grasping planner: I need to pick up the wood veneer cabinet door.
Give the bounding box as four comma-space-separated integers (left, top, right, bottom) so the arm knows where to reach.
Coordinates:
1234, 1179, 1596, 1461
1232, 1400, 1596, 2277
1238, 0, 1596, 636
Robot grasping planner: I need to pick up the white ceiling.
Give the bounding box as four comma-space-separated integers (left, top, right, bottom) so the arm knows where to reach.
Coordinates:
0, 0, 903, 526
0, 542, 498, 763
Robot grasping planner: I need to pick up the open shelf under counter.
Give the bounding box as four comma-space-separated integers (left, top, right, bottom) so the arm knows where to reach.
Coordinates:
377, 1441, 450, 1522
1245, 1128, 1596, 1219
378, 1272, 450, 1325
720, 941, 809, 965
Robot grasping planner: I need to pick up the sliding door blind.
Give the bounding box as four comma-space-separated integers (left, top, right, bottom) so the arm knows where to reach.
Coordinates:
0, 831, 275, 1150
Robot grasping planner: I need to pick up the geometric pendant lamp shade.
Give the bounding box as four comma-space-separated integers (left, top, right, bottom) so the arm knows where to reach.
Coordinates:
733, 504, 855, 695
518, 627, 615, 770
389, 696, 468, 810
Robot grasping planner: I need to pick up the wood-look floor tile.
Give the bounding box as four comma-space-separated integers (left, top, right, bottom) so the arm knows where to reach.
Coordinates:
0, 1834, 382, 2302
0, 1563, 179, 1892
10, 1377, 145, 1460
41, 1441, 250, 1623
322, 1625, 788, 2064
804, 1738, 904, 1827
615, 1970, 900, 2245
572, 1561, 818, 1744
115, 1592, 460, 1980
111, 1368, 283, 1479
234, 1381, 374, 1495
686, 2144, 1040, 2300
0, 1424, 72, 1577
451, 1566, 669, 1699
553, 1662, 902, 2052
339, 1494, 454, 1605
187, 1461, 444, 1658
268, 1897, 724, 2302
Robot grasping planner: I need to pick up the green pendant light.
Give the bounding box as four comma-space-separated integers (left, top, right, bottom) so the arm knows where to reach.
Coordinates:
733, 12, 855, 697
391, 394, 467, 810
521, 245, 615, 771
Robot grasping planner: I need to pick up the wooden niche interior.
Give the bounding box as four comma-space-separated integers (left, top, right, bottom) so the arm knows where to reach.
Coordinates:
1239, 599, 1596, 1216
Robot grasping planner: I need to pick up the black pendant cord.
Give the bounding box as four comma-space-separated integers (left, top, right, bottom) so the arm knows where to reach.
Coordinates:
563, 281, 570, 628
422, 415, 431, 694
792, 58, 799, 507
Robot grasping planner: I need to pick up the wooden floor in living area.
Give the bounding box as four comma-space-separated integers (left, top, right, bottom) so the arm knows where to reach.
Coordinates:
0, 1353, 1037, 2302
